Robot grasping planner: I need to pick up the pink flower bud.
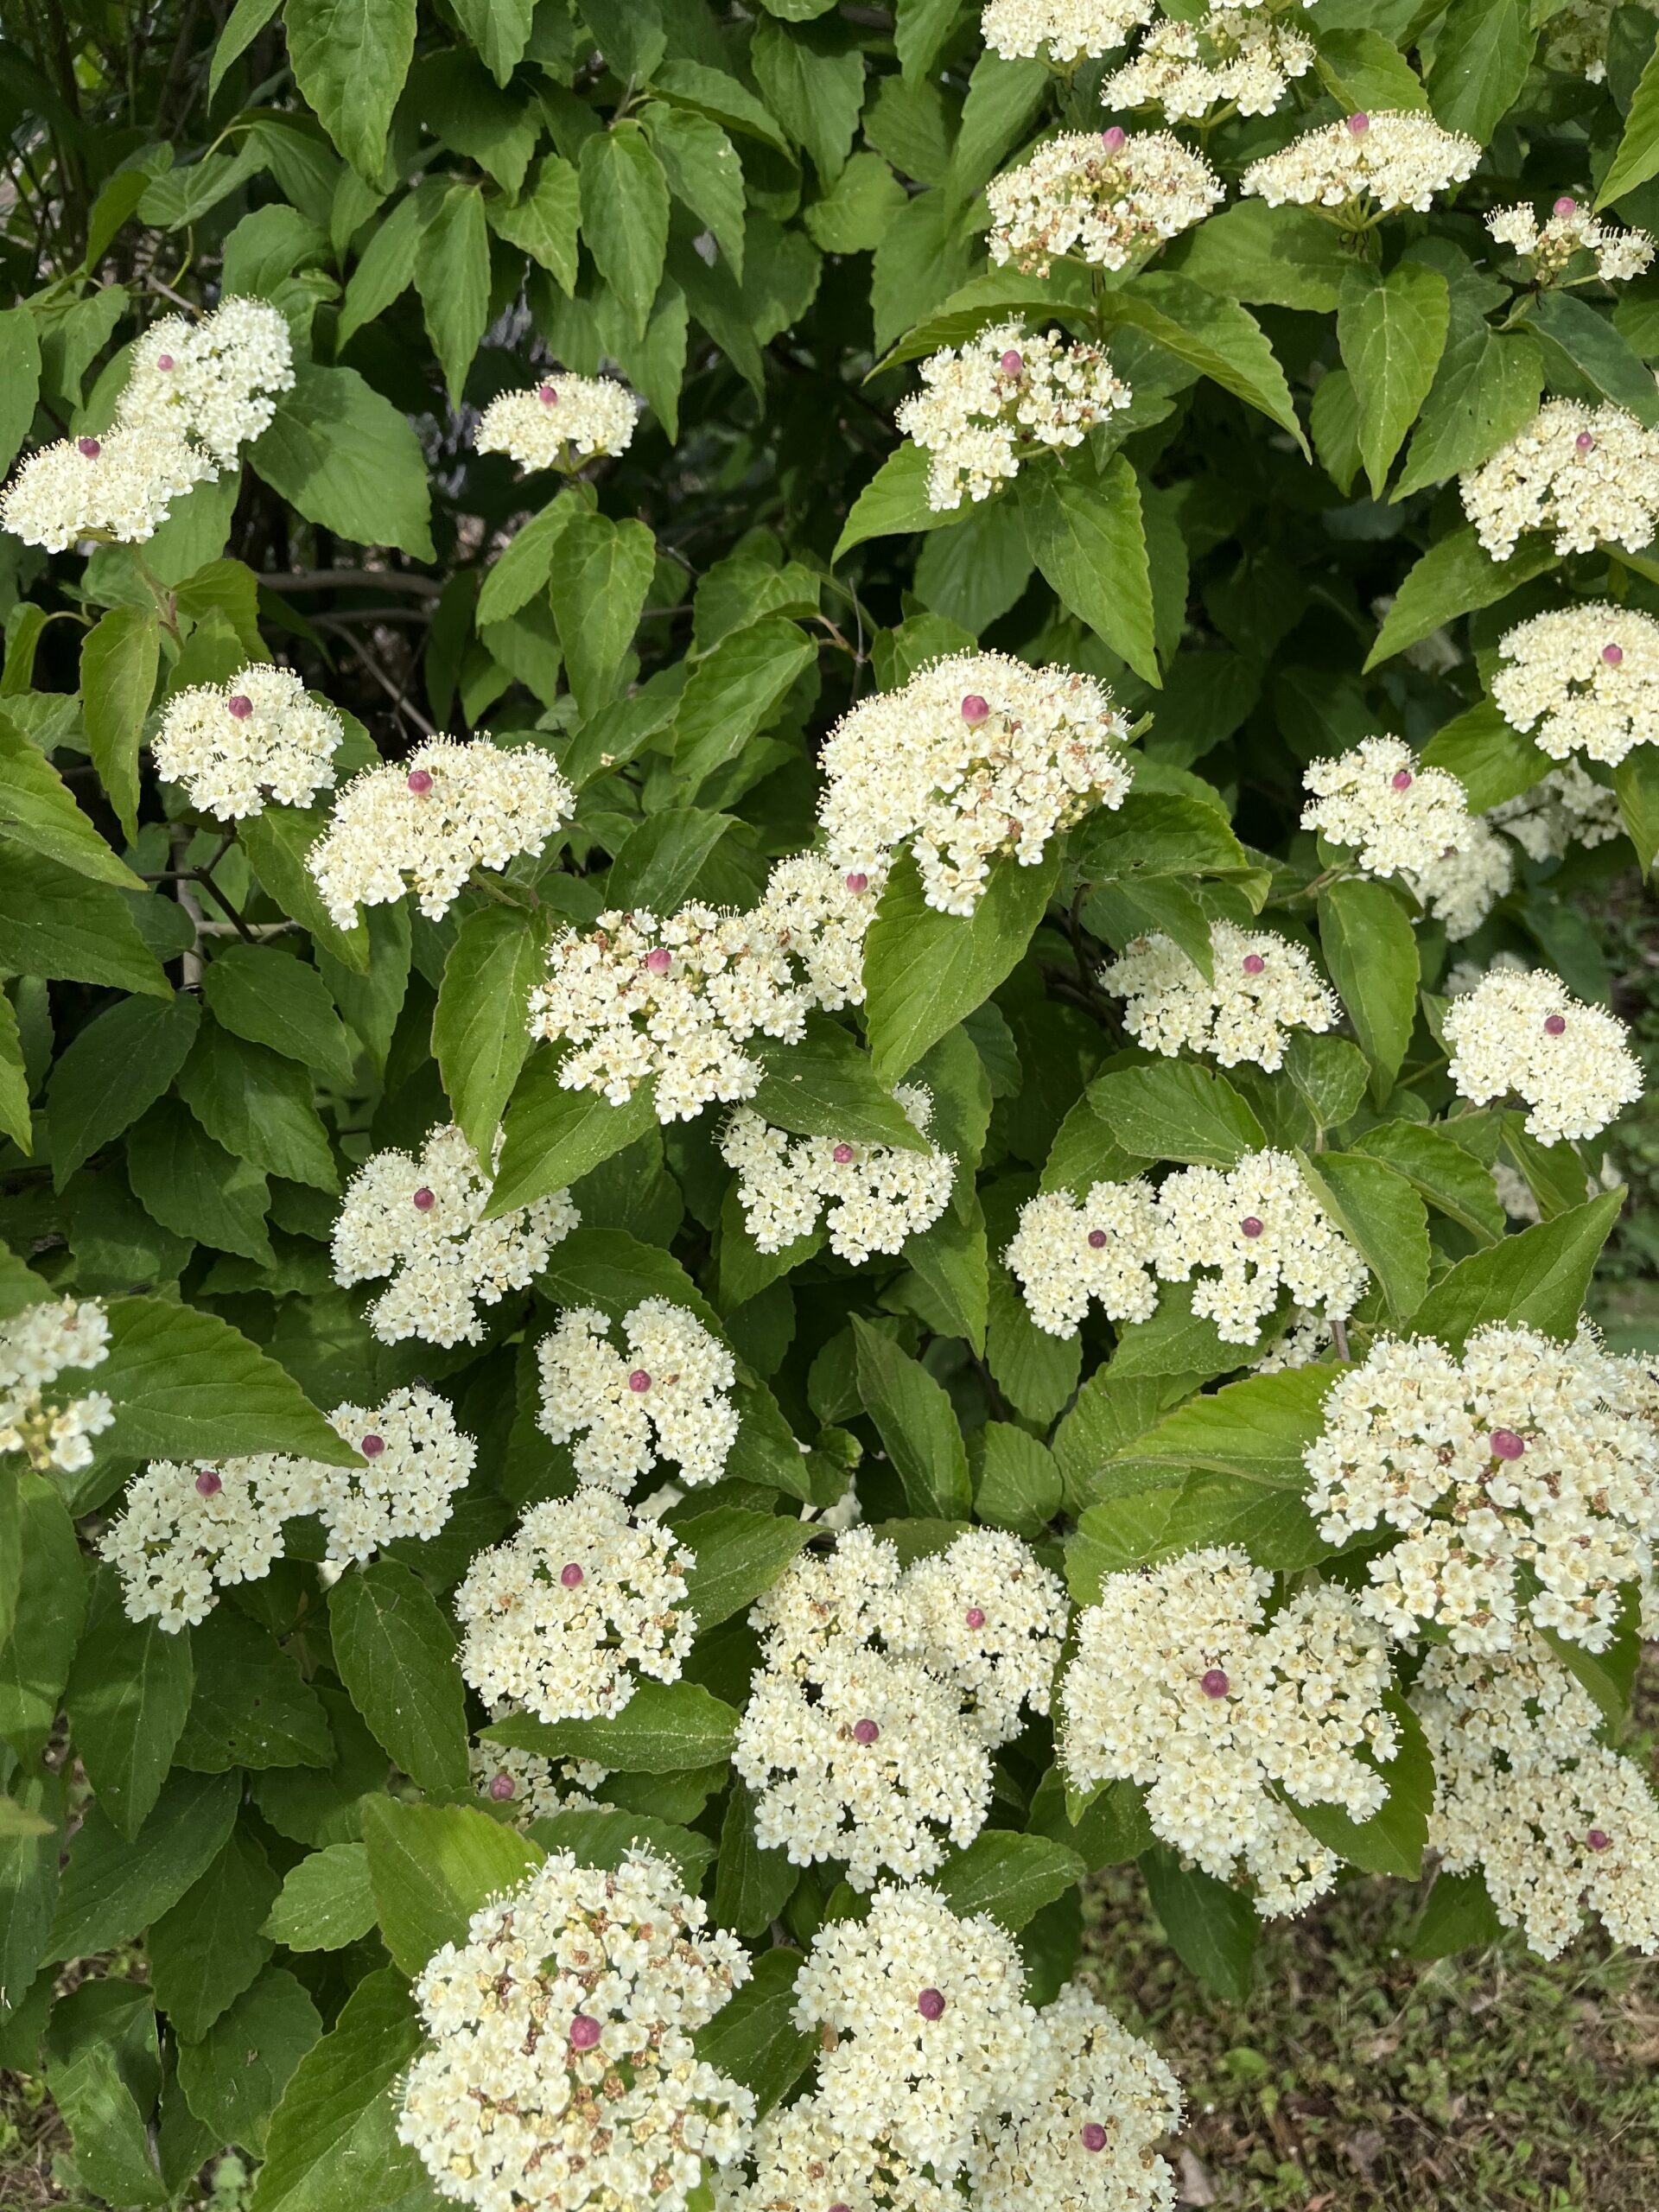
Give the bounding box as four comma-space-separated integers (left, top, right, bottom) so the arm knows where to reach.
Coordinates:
1101, 126, 1126, 153
1554, 195, 1577, 218
407, 768, 434, 794
645, 946, 672, 973
412, 1186, 436, 1211
1082, 2123, 1109, 2152
561, 1561, 585, 1588
1603, 643, 1624, 666
539, 385, 559, 406
361, 1433, 385, 1458
917, 1987, 945, 2019
854, 1718, 880, 1745
1586, 1827, 1611, 1851
965, 1606, 986, 1630
78, 436, 101, 459
1000, 349, 1024, 378
1242, 952, 1266, 976
1347, 111, 1370, 135
1391, 769, 1413, 791
195, 1469, 223, 1498
488, 1771, 515, 1802
1201, 1668, 1230, 1699
844, 872, 868, 893
227, 695, 253, 719
1087, 1228, 1108, 1249
1577, 431, 1595, 453
628, 1369, 652, 1393
1241, 1217, 1264, 1239
961, 694, 990, 724
1490, 1428, 1526, 1460
1544, 1014, 1567, 1036
833, 1142, 855, 1164
156, 353, 175, 370
569, 2014, 601, 2050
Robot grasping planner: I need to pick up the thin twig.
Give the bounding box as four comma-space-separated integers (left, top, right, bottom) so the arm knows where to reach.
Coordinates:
259, 569, 444, 597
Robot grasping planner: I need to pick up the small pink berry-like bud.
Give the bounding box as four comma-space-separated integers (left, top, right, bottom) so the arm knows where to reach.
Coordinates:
488, 1771, 516, 1802
1586, 1827, 1611, 1851
539, 384, 559, 405
1554, 195, 1578, 217
961, 694, 990, 724
407, 768, 434, 794
561, 1561, 585, 1587
195, 1469, 223, 1498
830, 2203, 853, 2212
227, 694, 253, 719
1000, 349, 1024, 378
78, 436, 101, 459
628, 1369, 652, 1393
361, 1433, 385, 1458
1242, 952, 1266, 976
1544, 1014, 1567, 1036
917, 1987, 945, 2020
156, 353, 175, 370
412, 1186, 435, 1211
1101, 126, 1126, 152
1391, 769, 1414, 791
1201, 1668, 1230, 1699
965, 1606, 986, 1630
833, 1143, 855, 1164
1603, 643, 1624, 666
844, 872, 868, 893
1490, 1428, 1526, 1460
645, 946, 672, 973
1082, 2123, 1109, 2153
854, 1718, 880, 1745
1240, 1216, 1264, 1239
569, 2014, 601, 2050
1087, 1228, 1108, 1249
1347, 111, 1370, 134
1577, 430, 1595, 453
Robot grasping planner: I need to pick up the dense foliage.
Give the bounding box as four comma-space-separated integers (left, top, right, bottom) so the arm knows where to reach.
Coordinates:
4, 1, 1659, 2208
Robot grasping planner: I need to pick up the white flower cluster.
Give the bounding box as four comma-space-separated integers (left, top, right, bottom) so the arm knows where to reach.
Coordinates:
151, 661, 343, 819
454, 1489, 695, 1722
1490, 760, 1623, 861
818, 652, 1132, 916
1305, 1326, 1659, 1654
1151, 1148, 1370, 1346
1300, 737, 1474, 877
982, 0, 1153, 61
308, 737, 575, 930
1487, 195, 1654, 284
1404, 814, 1514, 941
1442, 965, 1642, 1143
528, 855, 882, 1124
720, 1085, 955, 1262
735, 1527, 1066, 1888
1241, 110, 1480, 215
1, 427, 214, 552
1004, 1179, 1160, 1338
469, 1737, 610, 1826
1104, 7, 1315, 121
1102, 921, 1338, 1071
397, 1849, 753, 2212
100, 1385, 472, 1629
986, 128, 1223, 277
474, 373, 638, 473
1492, 602, 1659, 767
331, 1122, 578, 1349
536, 1300, 738, 1494
1415, 1636, 1659, 1959
0, 1296, 112, 1474
1062, 1548, 1399, 1916
1460, 400, 1659, 560
897, 321, 1132, 512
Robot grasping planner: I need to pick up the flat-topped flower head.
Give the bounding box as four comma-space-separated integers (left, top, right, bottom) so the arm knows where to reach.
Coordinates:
311, 1385, 474, 1560
720, 1084, 955, 1262
1004, 1179, 1160, 1338
1487, 198, 1655, 285
1301, 737, 1475, 877
1460, 399, 1659, 560
331, 1122, 578, 1347
1151, 1149, 1369, 1346
715, 2093, 955, 2212
1305, 1325, 1659, 1654
1104, 6, 1315, 122
747, 849, 886, 1014
474, 372, 639, 473
986, 128, 1222, 277
99, 1446, 325, 1630
0, 1296, 112, 1476
455, 1489, 695, 1722
1492, 602, 1659, 766
397, 1848, 753, 2212
118, 296, 294, 463
1062, 1548, 1399, 1916
1103, 920, 1338, 1070
882, 1528, 1069, 1747
1443, 965, 1642, 1143
818, 652, 1133, 916
749, 1526, 908, 1675
897, 321, 1132, 511
151, 662, 343, 819
1405, 813, 1514, 941
982, 0, 1154, 62
536, 1300, 738, 1493
1, 425, 214, 551
1241, 109, 1479, 216
468, 1735, 610, 1827
308, 735, 574, 929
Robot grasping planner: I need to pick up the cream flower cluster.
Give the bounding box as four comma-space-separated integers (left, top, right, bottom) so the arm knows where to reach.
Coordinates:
454, 1489, 695, 1722
1151, 1148, 1370, 1346
885, 1528, 1069, 1747
1241, 110, 1480, 215
818, 652, 1132, 916
151, 661, 343, 819
469, 1735, 609, 1825
1460, 400, 1659, 560
1062, 1548, 1399, 1916
1492, 602, 1659, 767
1104, 7, 1315, 121
1487, 196, 1655, 284
749, 849, 885, 1014
896, 321, 1132, 512
308, 737, 575, 929
719, 1085, 955, 1262
1004, 1179, 1160, 1338
1102, 921, 1339, 1070
536, 1300, 738, 1494
982, 0, 1153, 60
331, 1122, 578, 1349
118, 296, 294, 463
1300, 737, 1474, 877
986, 128, 1223, 277
1, 426, 214, 552
99, 1385, 471, 1629
1442, 965, 1642, 1143
1404, 814, 1514, 941
1305, 1327, 1659, 1654
1490, 760, 1623, 861
0, 1296, 112, 1475
474, 372, 638, 473
397, 1849, 753, 2212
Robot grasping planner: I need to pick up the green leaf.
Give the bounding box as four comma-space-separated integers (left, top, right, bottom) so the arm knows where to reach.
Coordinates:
251, 363, 435, 562
525, 1806, 715, 1891
1088, 1062, 1266, 1167
484, 1679, 741, 1774
0, 848, 169, 997
42, 1982, 168, 2209
337, 188, 426, 346
1338, 264, 1450, 498
264, 1842, 378, 1953
175, 1019, 337, 1191
148, 1830, 280, 2043
693, 1947, 816, 2118
1287, 1694, 1433, 1879
0, 1472, 86, 1761
241, 803, 372, 972
749, 1017, 931, 1150
1139, 1846, 1256, 2001
1296, 1150, 1429, 1323
177, 1967, 321, 2158
489, 153, 582, 291
1394, 317, 1543, 499
360, 1797, 543, 1976
864, 846, 1060, 1085
1074, 1474, 1332, 1579
1365, 525, 1559, 671
45, 992, 199, 1192
803, 148, 906, 254
548, 508, 657, 714
1105, 1364, 1335, 1485
79, 606, 158, 842
1173, 199, 1350, 315
607, 806, 738, 914
753, 16, 865, 181
1600, 37, 1659, 206
248, 1968, 427, 2212
712, 1782, 797, 1939
126, 1096, 274, 1264
450, 0, 533, 84
175, 1610, 333, 1773
99, 1294, 359, 1464
674, 616, 817, 789
1408, 1867, 1503, 1959
64, 1564, 194, 1839
927, 1832, 1084, 1930
283, 0, 416, 176
1349, 1119, 1506, 1242
677, 1505, 810, 1628
579, 123, 670, 340
492, 1055, 658, 1217
1528, 288, 1659, 428
1020, 457, 1159, 686
645, 105, 746, 276
972, 1421, 1061, 1540
0, 710, 142, 886
1318, 877, 1420, 1099
0, 997, 28, 1156
1108, 274, 1307, 454
852, 1313, 971, 1517
1313, 27, 1430, 114
434, 905, 546, 1160
0, 1767, 62, 2019
49, 1770, 238, 1960
905, 1189, 989, 1352
328, 1559, 469, 1796
0, 304, 42, 478
200, 944, 354, 1090
476, 494, 581, 627
1072, 790, 1248, 882
651, 60, 791, 156
1426, 0, 1533, 143
1419, 697, 1548, 811
1409, 1191, 1624, 1349
832, 441, 955, 561
1616, 741, 1659, 874
415, 181, 492, 404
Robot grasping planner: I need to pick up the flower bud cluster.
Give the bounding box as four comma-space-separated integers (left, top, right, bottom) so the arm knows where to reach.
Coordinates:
1404, 814, 1514, 941
1241, 110, 1480, 214
1442, 965, 1642, 1143
987, 128, 1223, 277
0, 1296, 112, 1475
474, 372, 639, 473
535, 1299, 738, 1494
1004, 1179, 1160, 1338
468, 1736, 611, 1825
151, 661, 344, 819
720, 1084, 956, 1262
1101, 921, 1338, 1071
897, 321, 1132, 512
1460, 400, 1659, 560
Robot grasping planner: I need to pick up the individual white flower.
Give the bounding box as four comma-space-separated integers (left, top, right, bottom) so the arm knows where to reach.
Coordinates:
1301, 737, 1474, 877
99, 1448, 324, 1631
1490, 760, 1624, 861
1415, 1634, 1659, 1958
310, 1386, 474, 1561
474, 372, 638, 472
715, 2092, 957, 2212
118, 296, 295, 463
151, 661, 343, 819
1151, 1149, 1369, 1347
1442, 965, 1642, 1143
1241, 109, 1479, 216
896, 321, 1132, 512
397, 1849, 753, 2212
331, 1122, 578, 1348
881, 1528, 1069, 1747
1491, 601, 1659, 767
1486, 194, 1655, 284
1102, 921, 1338, 1071
1305, 1325, 1659, 1654
536, 1300, 738, 1494
1, 426, 214, 551
1459, 399, 1659, 561
982, 0, 1154, 62
454, 1489, 696, 1722
1104, 7, 1314, 121
1404, 814, 1514, 940
792, 1885, 1035, 2177
748, 1526, 910, 1677
986, 127, 1223, 277
469, 1733, 610, 1825
719, 1085, 955, 1262
1062, 1549, 1399, 1916
1004, 1179, 1160, 1338
0, 1296, 112, 1475
818, 652, 1132, 916
308, 736, 575, 930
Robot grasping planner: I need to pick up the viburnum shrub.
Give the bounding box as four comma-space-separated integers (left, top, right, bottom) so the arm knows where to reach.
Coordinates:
7, 1, 1659, 2207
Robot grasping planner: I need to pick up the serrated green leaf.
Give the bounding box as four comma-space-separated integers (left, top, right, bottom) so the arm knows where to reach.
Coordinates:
329, 1559, 470, 1796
